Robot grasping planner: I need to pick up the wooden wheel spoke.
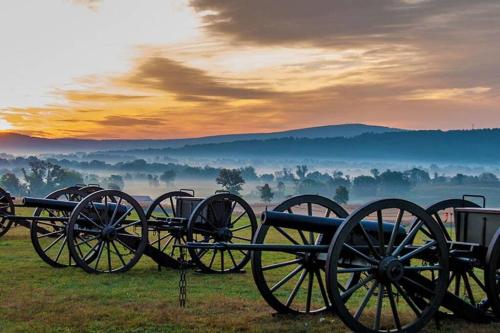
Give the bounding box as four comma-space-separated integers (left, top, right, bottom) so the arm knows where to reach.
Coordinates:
232, 235, 251, 242
231, 224, 251, 233
110, 207, 134, 228
116, 219, 142, 231
305, 271, 314, 313
387, 283, 402, 331
399, 240, 437, 262
80, 212, 103, 230
43, 233, 66, 253
315, 269, 330, 308
373, 283, 384, 330
393, 220, 424, 257
106, 241, 112, 272
376, 210, 385, 255
462, 272, 476, 304
37, 229, 65, 239
270, 265, 304, 292
93, 241, 105, 270
285, 270, 307, 308
393, 281, 422, 317
354, 281, 378, 320
343, 244, 379, 265
230, 211, 247, 228
157, 203, 170, 218
208, 250, 217, 269
262, 258, 302, 271
109, 197, 122, 226
75, 235, 100, 247
341, 274, 374, 300
111, 240, 127, 266
54, 236, 67, 263
356, 223, 381, 259
227, 249, 238, 268
274, 226, 300, 245
387, 209, 404, 255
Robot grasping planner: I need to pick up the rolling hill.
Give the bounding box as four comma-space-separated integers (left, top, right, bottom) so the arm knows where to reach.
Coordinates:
111, 129, 500, 164
0, 124, 400, 154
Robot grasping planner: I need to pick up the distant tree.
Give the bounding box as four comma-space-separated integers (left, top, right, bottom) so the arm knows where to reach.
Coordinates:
258, 183, 274, 203
160, 170, 176, 185
239, 166, 258, 180
370, 168, 380, 178
106, 175, 124, 190
0, 172, 26, 195
297, 178, 326, 195
216, 168, 245, 194
275, 168, 296, 182
404, 168, 431, 185
296, 165, 308, 180
333, 186, 349, 204
260, 173, 274, 182
451, 173, 466, 185
378, 170, 411, 195
478, 172, 499, 184
58, 169, 84, 188
332, 170, 344, 179
21, 160, 83, 195
306, 171, 333, 183
352, 175, 378, 198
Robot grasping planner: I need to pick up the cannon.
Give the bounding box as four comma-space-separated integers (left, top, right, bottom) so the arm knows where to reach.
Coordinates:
145, 190, 257, 273
0, 184, 104, 239
182, 194, 500, 332
1, 186, 258, 274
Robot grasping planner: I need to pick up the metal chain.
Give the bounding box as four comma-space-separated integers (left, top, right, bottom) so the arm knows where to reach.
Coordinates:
179, 245, 187, 308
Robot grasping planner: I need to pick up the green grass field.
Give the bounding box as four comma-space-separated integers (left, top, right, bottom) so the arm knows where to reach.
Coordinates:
1, 208, 500, 333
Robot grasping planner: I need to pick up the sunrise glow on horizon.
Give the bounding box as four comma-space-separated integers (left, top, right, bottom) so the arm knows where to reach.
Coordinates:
1, 0, 500, 139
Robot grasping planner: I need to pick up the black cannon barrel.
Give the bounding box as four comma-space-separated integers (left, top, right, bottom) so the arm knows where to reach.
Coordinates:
261, 211, 405, 237
22, 197, 128, 214
23, 197, 79, 212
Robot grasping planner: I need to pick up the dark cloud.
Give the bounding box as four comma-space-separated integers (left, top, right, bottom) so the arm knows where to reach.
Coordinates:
129, 57, 279, 100
189, 0, 500, 91
189, 0, 499, 47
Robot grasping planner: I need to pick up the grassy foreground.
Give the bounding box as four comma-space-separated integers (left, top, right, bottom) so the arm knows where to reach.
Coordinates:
1, 226, 499, 332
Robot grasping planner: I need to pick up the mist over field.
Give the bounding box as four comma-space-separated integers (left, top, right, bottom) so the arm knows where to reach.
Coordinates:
3, 125, 500, 207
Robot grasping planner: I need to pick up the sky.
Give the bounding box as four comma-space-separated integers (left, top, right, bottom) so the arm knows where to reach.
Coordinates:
1, 0, 499, 139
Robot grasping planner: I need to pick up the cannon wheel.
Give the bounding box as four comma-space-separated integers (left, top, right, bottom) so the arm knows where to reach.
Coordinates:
410, 199, 487, 312
79, 185, 102, 193
419, 199, 480, 241
326, 199, 449, 333
252, 195, 359, 314
146, 191, 194, 269
186, 193, 257, 273
30, 187, 89, 268
0, 187, 15, 238
67, 190, 148, 273
485, 229, 500, 317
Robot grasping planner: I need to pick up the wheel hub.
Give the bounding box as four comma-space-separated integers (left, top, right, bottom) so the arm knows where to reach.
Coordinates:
378, 256, 404, 282
215, 228, 233, 242
101, 226, 118, 241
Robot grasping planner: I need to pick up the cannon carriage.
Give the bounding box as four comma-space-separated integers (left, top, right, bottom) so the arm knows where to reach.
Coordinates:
183, 195, 500, 333
0, 186, 257, 274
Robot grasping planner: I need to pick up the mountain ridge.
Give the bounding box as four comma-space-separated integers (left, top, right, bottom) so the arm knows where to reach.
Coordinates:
0, 123, 401, 154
